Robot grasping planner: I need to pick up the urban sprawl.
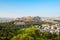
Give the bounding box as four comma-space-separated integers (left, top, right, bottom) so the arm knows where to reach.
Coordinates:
0, 16, 60, 35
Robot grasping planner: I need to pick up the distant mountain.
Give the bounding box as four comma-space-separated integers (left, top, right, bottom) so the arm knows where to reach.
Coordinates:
0, 18, 14, 20
0, 18, 15, 23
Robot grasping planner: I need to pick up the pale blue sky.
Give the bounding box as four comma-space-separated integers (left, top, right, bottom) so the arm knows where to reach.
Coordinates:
0, 0, 60, 18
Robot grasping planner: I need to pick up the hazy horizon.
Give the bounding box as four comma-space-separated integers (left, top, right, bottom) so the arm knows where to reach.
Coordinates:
0, 0, 60, 18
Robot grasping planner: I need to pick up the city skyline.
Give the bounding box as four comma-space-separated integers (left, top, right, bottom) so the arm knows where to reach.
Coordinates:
0, 0, 60, 18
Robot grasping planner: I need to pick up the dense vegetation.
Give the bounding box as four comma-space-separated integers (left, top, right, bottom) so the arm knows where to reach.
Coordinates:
11, 27, 60, 40
54, 20, 60, 23
0, 22, 60, 40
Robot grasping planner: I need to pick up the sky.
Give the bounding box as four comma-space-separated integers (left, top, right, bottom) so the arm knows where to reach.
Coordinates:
0, 0, 60, 18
